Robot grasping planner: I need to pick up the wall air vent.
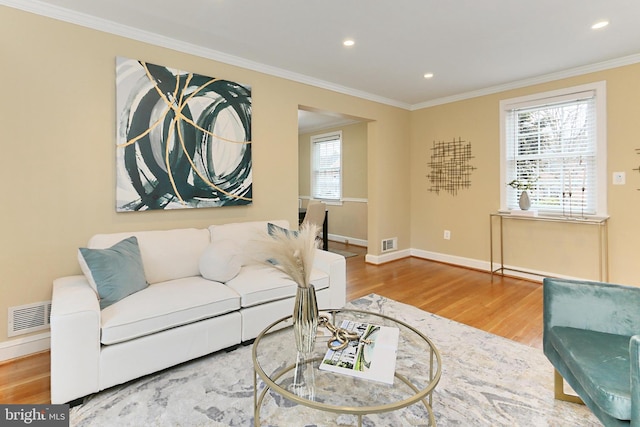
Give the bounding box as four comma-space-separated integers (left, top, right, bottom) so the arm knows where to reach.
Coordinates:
381, 237, 397, 253
8, 301, 52, 337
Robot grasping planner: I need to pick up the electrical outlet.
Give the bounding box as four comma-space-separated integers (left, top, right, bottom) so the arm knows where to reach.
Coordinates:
443, 230, 451, 240
613, 171, 626, 185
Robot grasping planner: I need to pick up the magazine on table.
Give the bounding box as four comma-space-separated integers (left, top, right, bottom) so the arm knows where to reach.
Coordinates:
319, 319, 399, 385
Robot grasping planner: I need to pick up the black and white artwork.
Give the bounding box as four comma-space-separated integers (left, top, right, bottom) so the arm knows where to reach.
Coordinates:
116, 57, 252, 211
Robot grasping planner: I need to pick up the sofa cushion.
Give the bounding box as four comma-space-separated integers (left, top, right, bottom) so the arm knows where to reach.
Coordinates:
88, 228, 210, 284
548, 326, 631, 420
199, 240, 242, 283
78, 236, 148, 310
308, 268, 330, 291
209, 220, 289, 266
100, 277, 241, 345
225, 264, 330, 308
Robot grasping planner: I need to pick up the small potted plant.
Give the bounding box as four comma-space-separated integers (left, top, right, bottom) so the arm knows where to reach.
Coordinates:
507, 178, 536, 210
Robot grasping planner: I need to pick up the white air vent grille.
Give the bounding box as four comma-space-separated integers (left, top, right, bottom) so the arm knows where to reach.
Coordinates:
381, 237, 397, 253
8, 301, 52, 337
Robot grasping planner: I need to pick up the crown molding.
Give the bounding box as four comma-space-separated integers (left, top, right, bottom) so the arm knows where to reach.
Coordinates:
411, 53, 640, 110
0, 0, 411, 110
3, 0, 639, 112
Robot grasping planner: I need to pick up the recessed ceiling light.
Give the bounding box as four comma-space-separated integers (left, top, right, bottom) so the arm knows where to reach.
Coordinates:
343, 39, 355, 47
591, 20, 609, 30
423, 73, 434, 79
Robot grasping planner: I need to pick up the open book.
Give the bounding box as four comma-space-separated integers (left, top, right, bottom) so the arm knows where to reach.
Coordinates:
319, 319, 399, 385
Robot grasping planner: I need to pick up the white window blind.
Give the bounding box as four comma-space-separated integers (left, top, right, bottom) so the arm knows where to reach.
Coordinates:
502, 83, 607, 217
311, 131, 342, 201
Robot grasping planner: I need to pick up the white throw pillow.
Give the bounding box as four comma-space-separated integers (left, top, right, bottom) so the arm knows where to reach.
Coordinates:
199, 240, 242, 283
209, 220, 289, 267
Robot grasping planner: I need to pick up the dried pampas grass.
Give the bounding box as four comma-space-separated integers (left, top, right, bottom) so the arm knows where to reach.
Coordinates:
255, 223, 320, 288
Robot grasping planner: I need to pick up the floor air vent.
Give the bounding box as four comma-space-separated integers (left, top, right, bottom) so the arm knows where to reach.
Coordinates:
381, 237, 397, 252
8, 301, 52, 337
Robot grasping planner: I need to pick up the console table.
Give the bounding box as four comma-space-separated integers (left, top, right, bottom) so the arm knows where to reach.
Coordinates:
489, 212, 609, 281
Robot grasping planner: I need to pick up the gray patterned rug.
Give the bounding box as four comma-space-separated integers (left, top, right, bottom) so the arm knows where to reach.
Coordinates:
70, 294, 600, 426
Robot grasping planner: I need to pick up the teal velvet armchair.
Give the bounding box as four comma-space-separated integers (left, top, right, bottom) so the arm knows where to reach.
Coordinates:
543, 277, 640, 426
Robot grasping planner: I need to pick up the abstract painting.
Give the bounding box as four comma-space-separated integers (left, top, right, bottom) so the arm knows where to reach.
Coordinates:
115, 57, 252, 211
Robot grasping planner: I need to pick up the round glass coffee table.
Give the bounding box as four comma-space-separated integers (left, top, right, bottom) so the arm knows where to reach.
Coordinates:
252, 309, 442, 426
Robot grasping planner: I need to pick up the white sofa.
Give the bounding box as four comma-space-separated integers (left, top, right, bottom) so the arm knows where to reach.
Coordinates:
50, 220, 346, 404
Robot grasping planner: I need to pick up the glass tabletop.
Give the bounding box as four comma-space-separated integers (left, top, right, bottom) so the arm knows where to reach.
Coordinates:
252, 309, 441, 420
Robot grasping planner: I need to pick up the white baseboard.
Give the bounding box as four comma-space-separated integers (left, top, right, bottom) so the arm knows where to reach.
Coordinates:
410, 248, 547, 281
410, 249, 491, 271
328, 233, 367, 247
0, 332, 50, 362
366, 248, 469, 266
366, 247, 568, 282
365, 249, 411, 264
409, 248, 590, 282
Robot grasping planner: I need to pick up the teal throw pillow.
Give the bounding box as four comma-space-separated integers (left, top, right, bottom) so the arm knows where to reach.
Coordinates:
266, 223, 300, 265
78, 236, 148, 310
267, 222, 298, 238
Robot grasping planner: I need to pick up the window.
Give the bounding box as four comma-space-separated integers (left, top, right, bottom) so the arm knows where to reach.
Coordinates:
500, 82, 607, 217
311, 131, 342, 201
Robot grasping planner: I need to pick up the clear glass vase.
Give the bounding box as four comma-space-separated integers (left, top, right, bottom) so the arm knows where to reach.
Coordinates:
292, 284, 319, 354
290, 351, 316, 399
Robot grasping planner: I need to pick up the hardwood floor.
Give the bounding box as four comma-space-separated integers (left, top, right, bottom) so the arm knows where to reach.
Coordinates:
0, 350, 50, 404
335, 241, 543, 349
0, 241, 543, 405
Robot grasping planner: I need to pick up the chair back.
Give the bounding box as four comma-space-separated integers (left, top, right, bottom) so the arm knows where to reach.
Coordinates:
302, 201, 326, 233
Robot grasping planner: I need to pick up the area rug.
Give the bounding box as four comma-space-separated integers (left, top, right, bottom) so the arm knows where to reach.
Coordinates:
70, 294, 600, 426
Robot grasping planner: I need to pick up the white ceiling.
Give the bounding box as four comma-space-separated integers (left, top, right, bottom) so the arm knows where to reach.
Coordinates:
297, 109, 361, 134
5, 0, 640, 111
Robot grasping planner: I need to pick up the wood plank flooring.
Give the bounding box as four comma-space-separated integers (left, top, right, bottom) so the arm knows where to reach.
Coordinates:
0, 350, 50, 405
338, 242, 543, 348
0, 241, 543, 405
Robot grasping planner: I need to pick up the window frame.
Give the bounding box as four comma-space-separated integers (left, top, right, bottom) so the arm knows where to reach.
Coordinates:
310, 130, 343, 203
499, 81, 607, 218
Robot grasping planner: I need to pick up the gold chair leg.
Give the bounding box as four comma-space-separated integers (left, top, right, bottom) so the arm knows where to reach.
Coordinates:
554, 369, 584, 405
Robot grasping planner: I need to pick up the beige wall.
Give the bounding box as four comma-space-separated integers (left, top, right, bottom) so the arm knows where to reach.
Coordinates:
0, 7, 411, 345
298, 122, 368, 243
410, 63, 640, 285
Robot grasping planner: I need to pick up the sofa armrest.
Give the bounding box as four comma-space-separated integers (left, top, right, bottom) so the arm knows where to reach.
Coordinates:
313, 249, 346, 309
50, 275, 101, 404
543, 278, 640, 338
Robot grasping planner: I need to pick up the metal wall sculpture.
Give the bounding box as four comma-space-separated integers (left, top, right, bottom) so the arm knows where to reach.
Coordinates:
426, 137, 476, 196
116, 57, 252, 211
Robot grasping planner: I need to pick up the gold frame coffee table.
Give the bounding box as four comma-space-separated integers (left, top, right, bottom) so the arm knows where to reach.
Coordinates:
252, 309, 442, 426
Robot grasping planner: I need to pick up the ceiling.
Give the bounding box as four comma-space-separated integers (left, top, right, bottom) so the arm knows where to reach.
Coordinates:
6, 0, 640, 111
297, 109, 361, 134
